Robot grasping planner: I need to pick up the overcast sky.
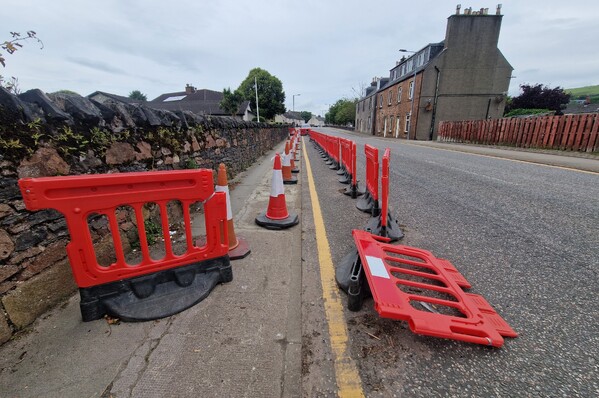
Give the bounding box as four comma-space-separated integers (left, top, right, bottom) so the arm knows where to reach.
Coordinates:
3, 0, 598, 116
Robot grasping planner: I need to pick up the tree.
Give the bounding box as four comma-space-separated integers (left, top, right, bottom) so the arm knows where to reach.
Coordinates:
236, 68, 285, 120
220, 87, 242, 116
506, 84, 571, 115
128, 90, 147, 102
300, 111, 312, 123
326, 98, 357, 126
51, 89, 80, 96
1, 31, 43, 93
1, 31, 43, 67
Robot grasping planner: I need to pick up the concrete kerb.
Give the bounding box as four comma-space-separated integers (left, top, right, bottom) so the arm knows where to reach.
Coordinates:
0, 141, 303, 398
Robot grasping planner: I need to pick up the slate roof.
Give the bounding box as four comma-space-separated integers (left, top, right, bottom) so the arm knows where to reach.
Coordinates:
148, 89, 250, 116
87, 91, 142, 104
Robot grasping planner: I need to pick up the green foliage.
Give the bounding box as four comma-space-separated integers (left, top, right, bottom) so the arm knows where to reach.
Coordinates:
565, 85, 599, 97
300, 111, 312, 123
55, 126, 89, 157
505, 84, 570, 116
128, 90, 147, 101
131, 218, 162, 249
143, 219, 162, 246
220, 87, 242, 116
236, 68, 285, 120
504, 108, 552, 117
51, 89, 80, 96
326, 98, 357, 126
183, 158, 199, 169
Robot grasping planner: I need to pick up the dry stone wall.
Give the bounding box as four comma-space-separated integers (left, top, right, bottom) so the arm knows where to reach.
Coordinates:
0, 87, 289, 343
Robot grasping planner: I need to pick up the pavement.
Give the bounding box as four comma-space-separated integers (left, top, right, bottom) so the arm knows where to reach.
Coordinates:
0, 134, 596, 398
396, 139, 598, 173
0, 140, 303, 398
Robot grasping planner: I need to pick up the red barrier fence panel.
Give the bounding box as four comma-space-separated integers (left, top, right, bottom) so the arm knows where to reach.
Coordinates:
339, 138, 352, 172
351, 141, 358, 187
351, 229, 518, 347
381, 149, 390, 229
18, 170, 229, 289
364, 144, 379, 201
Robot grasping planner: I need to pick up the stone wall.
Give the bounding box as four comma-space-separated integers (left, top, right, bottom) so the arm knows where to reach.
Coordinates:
0, 87, 289, 344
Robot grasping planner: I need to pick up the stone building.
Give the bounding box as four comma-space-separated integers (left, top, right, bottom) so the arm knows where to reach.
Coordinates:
355, 77, 388, 135
356, 5, 512, 140
148, 84, 254, 121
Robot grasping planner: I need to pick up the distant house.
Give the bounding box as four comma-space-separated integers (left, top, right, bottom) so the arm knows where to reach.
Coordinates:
87, 91, 143, 105
355, 77, 389, 135
274, 111, 304, 126
147, 85, 253, 121
308, 115, 325, 127
356, 5, 513, 140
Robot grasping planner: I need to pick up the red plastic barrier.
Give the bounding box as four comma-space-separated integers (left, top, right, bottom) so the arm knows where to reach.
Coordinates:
364, 144, 379, 202
351, 142, 358, 188
19, 170, 229, 288
327, 135, 340, 163
352, 229, 518, 347
381, 148, 390, 229
339, 138, 352, 172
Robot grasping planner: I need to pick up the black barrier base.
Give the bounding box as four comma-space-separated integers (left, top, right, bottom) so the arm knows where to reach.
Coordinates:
364, 211, 404, 242
335, 249, 371, 311
338, 172, 351, 184
329, 162, 339, 170
283, 176, 298, 184
79, 256, 232, 322
291, 167, 300, 174
342, 182, 364, 198
356, 191, 377, 213
336, 168, 346, 176
255, 211, 299, 229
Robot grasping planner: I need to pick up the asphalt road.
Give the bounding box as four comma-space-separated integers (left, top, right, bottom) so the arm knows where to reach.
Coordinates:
302, 128, 598, 397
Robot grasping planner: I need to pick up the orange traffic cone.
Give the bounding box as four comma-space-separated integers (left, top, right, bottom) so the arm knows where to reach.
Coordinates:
290, 142, 300, 174
282, 141, 298, 184
215, 163, 251, 260
255, 153, 299, 229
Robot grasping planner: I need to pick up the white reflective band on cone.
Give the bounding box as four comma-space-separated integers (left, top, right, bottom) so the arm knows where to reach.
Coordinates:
282, 152, 291, 167
215, 185, 233, 220
271, 170, 285, 197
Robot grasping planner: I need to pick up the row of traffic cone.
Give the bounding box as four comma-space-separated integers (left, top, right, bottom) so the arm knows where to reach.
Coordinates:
256, 131, 301, 229
217, 133, 300, 262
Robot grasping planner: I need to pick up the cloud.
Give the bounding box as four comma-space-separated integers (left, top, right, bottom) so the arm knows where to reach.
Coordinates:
66, 56, 128, 75
3, 0, 599, 115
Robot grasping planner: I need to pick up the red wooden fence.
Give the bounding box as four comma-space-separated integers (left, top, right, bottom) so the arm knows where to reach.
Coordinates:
438, 113, 599, 152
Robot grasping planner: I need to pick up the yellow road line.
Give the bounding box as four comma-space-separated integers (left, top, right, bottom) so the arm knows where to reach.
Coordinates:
302, 137, 365, 398
402, 142, 599, 175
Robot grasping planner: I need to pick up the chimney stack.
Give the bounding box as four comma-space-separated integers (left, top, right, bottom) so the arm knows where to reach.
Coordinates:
185, 84, 196, 94
456, 4, 461, 14
496, 4, 502, 15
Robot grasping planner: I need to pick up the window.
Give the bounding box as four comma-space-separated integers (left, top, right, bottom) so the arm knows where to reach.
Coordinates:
409, 81, 414, 100
405, 112, 411, 133
397, 87, 402, 103
395, 114, 401, 137
379, 94, 383, 108
388, 90, 392, 106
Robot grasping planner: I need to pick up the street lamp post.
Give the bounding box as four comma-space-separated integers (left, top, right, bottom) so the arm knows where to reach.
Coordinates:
293, 93, 301, 112
399, 49, 417, 140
